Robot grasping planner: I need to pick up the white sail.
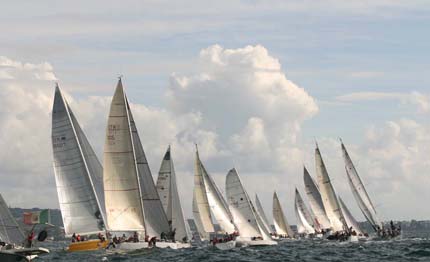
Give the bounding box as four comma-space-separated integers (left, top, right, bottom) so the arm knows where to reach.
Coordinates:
202, 165, 236, 234
192, 149, 214, 240
255, 194, 274, 234
226, 168, 261, 238
103, 79, 146, 232
315, 145, 347, 232
339, 197, 364, 235
0, 194, 24, 245
52, 85, 105, 236
156, 146, 190, 241
341, 141, 382, 230
272, 192, 294, 237
303, 166, 331, 230
127, 99, 170, 237
294, 188, 315, 234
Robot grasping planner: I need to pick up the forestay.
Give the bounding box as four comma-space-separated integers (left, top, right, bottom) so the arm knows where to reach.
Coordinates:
0, 194, 25, 245
339, 197, 364, 235
192, 149, 215, 240
156, 146, 190, 241
272, 192, 294, 237
315, 145, 347, 232
294, 188, 315, 234
226, 168, 261, 238
341, 141, 382, 231
51, 85, 105, 236
303, 166, 331, 230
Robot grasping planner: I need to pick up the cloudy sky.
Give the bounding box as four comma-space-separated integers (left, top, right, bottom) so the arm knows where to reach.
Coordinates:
1, 1, 429, 222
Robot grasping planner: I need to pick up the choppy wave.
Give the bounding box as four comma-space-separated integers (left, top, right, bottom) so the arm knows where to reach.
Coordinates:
37, 237, 430, 262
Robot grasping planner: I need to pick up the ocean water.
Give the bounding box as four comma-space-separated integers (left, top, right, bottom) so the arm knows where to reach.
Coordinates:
35, 234, 430, 262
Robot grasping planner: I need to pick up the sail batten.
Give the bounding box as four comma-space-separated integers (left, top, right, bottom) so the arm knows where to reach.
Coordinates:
52, 85, 105, 236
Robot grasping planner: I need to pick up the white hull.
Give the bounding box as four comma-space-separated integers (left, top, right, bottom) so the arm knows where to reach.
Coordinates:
117, 241, 191, 250
0, 247, 49, 262
236, 237, 277, 247
349, 235, 359, 242
214, 240, 236, 250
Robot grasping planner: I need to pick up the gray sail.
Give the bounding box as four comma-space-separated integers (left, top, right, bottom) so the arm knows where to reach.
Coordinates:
303, 166, 331, 230
341, 141, 382, 231
0, 194, 24, 245
52, 85, 105, 236
156, 146, 190, 241
126, 97, 171, 237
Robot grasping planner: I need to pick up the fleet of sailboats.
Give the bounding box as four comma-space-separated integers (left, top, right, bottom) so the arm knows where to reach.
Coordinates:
31, 79, 403, 254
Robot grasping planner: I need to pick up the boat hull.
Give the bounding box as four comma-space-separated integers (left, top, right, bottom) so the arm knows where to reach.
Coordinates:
214, 240, 236, 250
67, 239, 109, 252
236, 237, 277, 247
0, 247, 49, 262
117, 241, 191, 250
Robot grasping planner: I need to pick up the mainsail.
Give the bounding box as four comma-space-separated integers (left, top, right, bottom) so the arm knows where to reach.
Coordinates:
315, 144, 347, 232
103, 79, 170, 236
0, 194, 24, 245
272, 192, 294, 237
192, 148, 214, 240
339, 197, 364, 235
294, 188, 315, 234
51, 85, 105, 236
341, 141, 382, 231
156, 146, 190, 241
226, 168, 261, 238
255, 194, 274, 234
303, 166, 331, 229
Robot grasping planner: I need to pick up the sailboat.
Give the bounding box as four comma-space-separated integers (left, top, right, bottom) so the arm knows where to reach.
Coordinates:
103, 79, 182, 249
341, 141, 383, 233
51, 84, 108, 251
192, 147, 236, 249
192, 148, 215, 241
0, 194, 49, 261
155, 146, 191, 246
254, 194, 275, 236
226, 168, 277, 246
315, 143, 348, 233
272, 192, 294, 239
294, 188, 315, 236
338, 197, 364, 242
303, 166, 331, 231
